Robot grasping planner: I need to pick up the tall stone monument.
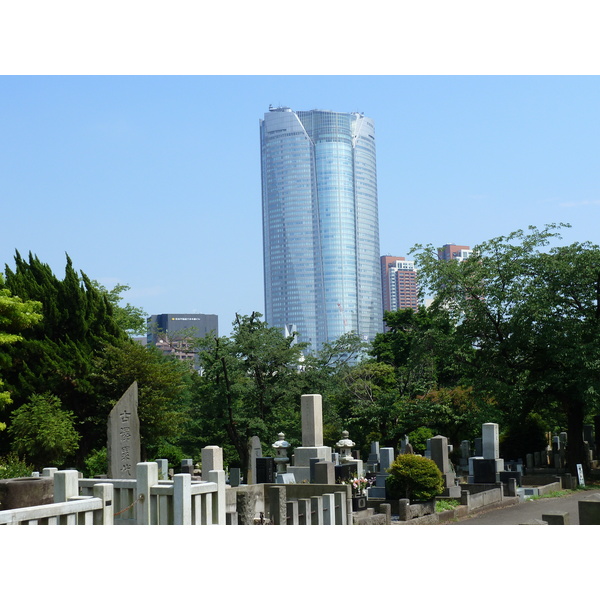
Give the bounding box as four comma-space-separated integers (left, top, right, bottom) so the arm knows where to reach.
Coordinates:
107, 381, 141, 479
288, 394, 332, 483
430, 435, 461, 497
470, 422, 505, 483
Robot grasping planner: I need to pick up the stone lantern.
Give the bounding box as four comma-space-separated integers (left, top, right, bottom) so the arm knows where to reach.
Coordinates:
336, 430, 355, 464
272, 432, 291, 474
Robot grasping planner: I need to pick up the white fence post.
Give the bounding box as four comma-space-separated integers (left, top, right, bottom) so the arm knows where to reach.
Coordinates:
136, 462, 158, 525
310, 496, 324, 525
173, 473, 191, 525
208, 469, 226, 525
93, 483, 114, 525
322, 493, 335, 525
54, 470, 79, 503
334, 491, 347, 525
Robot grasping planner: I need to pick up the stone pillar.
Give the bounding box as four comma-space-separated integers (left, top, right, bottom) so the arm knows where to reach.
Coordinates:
208, 470, 226, 525
322, 493, 335, 525
268, 486, 287, 525
298, 498, 311, 525
136, 462, 158, 525
156, 459, 169, 480
310, 496, 324, 525
92, 482, 114, 525
301, 394, 323, 447
201, 446, 223, 477
334, 491, 347, 525
482, 423, 500, 459
379, 448, 394, 472
247, 436, 262, 485
53, 470, 79, 503
173, 473, 191, 525
286, 500, 299, 525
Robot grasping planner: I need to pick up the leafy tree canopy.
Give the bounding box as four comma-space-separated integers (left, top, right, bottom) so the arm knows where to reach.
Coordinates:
412, 223, 600, 472
0, 273, 43, 430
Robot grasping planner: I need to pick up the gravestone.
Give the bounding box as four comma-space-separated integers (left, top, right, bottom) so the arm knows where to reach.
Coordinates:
367, 441, 380, 471
335, 463, 355, 482
430, 435, 461, 497
460, 440, 470, 467
368, 447, 395, 500
255, 457, 275, 484
247, 436, 262, 484
473, 459, 497, 483
302, 393, 323, 446
314, 461, 335, 485
468, 423, 505, 483
379, 448, 394, 472
229, 467, 241, 487
482, 423, 499, 459
107, 381, 140, 479
156, 459, 169, 480
276, 473, 296, 484
424, 438, 432, 459
180, 459, 194, 475
201, 445, 223, 477
287, 394, 332, 483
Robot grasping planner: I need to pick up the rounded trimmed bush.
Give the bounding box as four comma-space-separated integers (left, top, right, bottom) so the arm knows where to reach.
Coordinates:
386, 454, 444, 502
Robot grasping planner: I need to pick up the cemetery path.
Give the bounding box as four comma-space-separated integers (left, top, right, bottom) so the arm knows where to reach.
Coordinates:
445, 488, 598, 525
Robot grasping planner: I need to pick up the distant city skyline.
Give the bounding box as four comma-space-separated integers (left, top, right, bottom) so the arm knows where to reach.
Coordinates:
2, 76, 600, 336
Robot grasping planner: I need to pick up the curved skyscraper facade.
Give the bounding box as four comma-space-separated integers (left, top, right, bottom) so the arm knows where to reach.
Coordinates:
260, 107, 383, 353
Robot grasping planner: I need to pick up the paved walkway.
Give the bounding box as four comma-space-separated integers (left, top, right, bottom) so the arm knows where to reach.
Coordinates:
446, 488, 599, 525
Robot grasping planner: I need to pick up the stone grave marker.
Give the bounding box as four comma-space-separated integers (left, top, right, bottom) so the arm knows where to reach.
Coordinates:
287, 394, 332, 482
430, 435, 461, 497
247, 436, 262, 484
201, 445, 223, 477
255, 457, 275, 484
107, 381, 140, 479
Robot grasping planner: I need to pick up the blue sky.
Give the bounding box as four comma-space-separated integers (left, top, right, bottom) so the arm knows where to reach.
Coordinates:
2, 75, 600, 335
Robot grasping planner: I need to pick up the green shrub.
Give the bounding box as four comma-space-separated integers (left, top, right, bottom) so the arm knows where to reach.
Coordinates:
386, 454, 445, 502
83, 447, 107, 478
0, 452, 34, 479
435, 498, 460, 512
8, 393, 80, 469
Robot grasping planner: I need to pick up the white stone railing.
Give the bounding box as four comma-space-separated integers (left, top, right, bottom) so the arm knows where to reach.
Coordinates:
0, 470, 113, 525
78, 462, 226, 525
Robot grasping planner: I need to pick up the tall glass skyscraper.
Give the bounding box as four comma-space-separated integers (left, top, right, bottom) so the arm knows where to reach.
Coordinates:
260, 106, 383, 353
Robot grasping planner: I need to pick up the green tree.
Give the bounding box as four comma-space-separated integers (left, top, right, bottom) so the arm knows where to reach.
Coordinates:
413, 224, 600, 473
371, 307, 470, 397
0, 252, 129, 459
8, 393, 80, 469
90, 281, 147, 336
0, 274, 42, 430
332, 361, 400, 453
194, 312, 308, 471
91, 342, 192, 460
